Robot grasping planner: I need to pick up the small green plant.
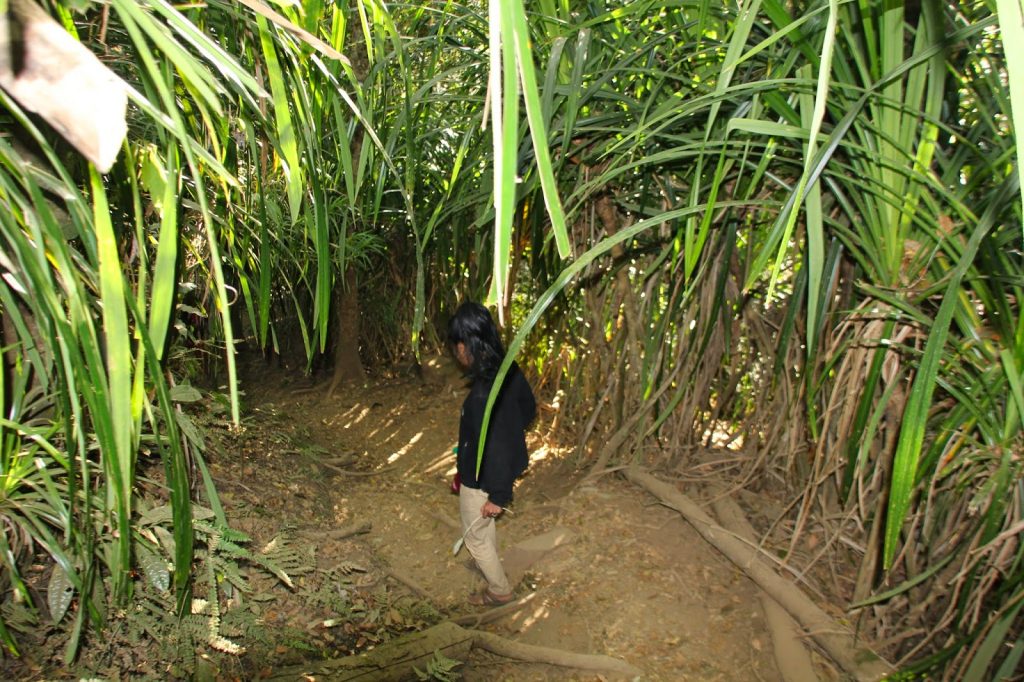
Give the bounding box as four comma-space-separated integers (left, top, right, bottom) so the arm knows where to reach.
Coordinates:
129, 503, 310, 671
414, 650, 462, 681
191, 519, 310, 654
297, 563, 360, 615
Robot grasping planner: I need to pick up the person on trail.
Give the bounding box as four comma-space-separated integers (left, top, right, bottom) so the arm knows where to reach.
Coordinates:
448, 301, 536, 606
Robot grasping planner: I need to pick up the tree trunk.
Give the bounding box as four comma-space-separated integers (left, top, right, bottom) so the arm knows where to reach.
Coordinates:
327, 10, 370, 397
328, 265, 364, 396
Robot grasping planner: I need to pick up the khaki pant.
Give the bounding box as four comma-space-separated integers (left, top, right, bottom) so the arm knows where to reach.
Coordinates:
458, 485, 512, 596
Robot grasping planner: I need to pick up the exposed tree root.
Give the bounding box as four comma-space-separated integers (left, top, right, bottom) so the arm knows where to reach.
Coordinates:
624, 467, 891, 682
267, 620, 642, 680
299, 520, 371, 541
710, 493, 820, 682
470, 628, 642, 677
429, 511, 461, 530
386, 568, 432, 600
319, 461, 397, 476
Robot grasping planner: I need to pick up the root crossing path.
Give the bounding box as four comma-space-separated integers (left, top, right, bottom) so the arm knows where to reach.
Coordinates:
225, 363, 842, 681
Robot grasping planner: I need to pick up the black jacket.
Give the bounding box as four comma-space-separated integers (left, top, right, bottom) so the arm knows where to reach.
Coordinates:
457, 362, 536, 507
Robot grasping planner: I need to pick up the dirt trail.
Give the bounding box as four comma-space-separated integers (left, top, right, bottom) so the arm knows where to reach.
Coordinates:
216, 356, 828, 681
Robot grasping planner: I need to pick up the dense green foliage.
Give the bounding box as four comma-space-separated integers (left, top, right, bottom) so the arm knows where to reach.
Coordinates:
0, 0, 1021, 677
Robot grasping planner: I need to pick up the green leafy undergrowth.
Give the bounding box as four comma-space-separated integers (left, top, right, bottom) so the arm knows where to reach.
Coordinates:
71, 526, 443, 678
70, 514, 313, 679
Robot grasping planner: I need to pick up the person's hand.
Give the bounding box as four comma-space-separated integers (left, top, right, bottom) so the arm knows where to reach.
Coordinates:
481, 500, 503, 518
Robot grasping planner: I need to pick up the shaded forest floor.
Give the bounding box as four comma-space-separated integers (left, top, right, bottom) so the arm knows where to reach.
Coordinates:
7, 352, 852, 680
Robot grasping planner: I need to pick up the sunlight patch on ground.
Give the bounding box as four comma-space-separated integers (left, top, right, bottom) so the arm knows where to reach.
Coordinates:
422, 449, 456, 476
520, 602, 550, 630
340, 402, 364, 419
387, 431, 423, 464
344, 405, 372, 428
366, 417, 395, 440
529, 444, 551, 464
321, 401, 363, 427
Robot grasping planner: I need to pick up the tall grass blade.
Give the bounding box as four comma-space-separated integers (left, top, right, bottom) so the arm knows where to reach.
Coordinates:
91, 167, 134, 602
883, 175, 1018, 568
147, 144, 179, 362
510, 0, 570, 259
963, 594, 1024, 682
996, 0, 1024, 229
487, 0, 519, 321
765, 0, 836, 312
257, 16, 304, 224
124, 296, 194, 613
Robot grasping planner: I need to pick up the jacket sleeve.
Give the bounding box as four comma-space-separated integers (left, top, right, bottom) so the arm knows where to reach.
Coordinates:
485, 456, 515, 506
484, 370, 535, 507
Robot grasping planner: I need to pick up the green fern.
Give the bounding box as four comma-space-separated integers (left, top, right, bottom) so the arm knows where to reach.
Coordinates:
70, 507, 317, 676
191, 519, 314, 656
0, 598, 37, 638
194, 521, 307, 586
196, 523, 244, 654
299, 566, 355, 615
258, 533, 315, 586
82, 583, 207, 677
414, 650, 462, 681
398, 598, 443, 630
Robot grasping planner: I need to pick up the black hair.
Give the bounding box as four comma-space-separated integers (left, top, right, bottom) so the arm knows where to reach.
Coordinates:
447, 301, 506, 381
